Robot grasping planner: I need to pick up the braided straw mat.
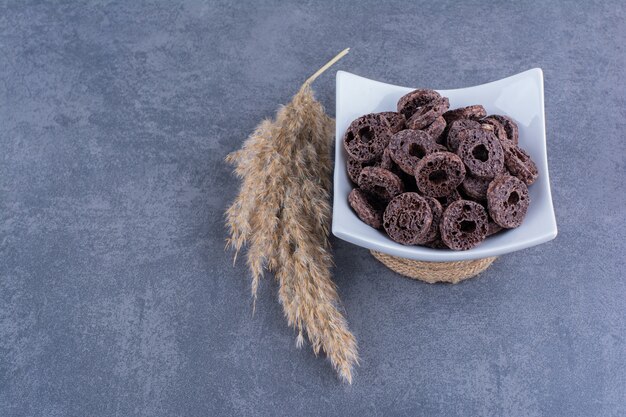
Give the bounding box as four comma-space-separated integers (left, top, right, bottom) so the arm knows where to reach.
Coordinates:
370, 250, 496, 284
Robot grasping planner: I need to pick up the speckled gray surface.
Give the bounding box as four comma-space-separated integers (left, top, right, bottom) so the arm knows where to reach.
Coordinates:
1, 1, 625, 416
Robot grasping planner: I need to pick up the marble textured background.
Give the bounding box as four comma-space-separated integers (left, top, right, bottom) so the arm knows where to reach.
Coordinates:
1, 1, 624, 416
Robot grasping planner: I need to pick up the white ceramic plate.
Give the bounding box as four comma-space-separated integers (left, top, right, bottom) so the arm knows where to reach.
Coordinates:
332, 69, 557, 261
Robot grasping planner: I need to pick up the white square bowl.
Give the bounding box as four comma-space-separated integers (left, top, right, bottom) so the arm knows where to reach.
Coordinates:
332, 69, 557, 262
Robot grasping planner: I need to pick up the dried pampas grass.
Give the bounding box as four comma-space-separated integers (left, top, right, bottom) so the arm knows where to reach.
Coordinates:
225, 49, 358, 383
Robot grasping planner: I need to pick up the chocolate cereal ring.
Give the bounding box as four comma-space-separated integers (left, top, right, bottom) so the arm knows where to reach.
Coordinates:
380, 147, 407, 179
436, 188, 462, 208
480, 117, 508, 144
347, 148, 399, 184
486, 217, 503, 236
406, 97, 450, 130
383, 192, 433, 245
377, 111, 406, 133
423, 237, 448, 249
414, 152, 466, 198
379, 147, 395, 171
343, 113, 392, 163
358, 166, 404, 202
348, 188, 384, 229
443, 105, 487, 123
422, 116, 447, 144
397, 89, 441, 119
501, 141, 538, 185
346, 156, 368, 184
388, 129, 446, 175
488, 115, 519, 144
487, 175, 530, 228
446, 119, 481, 152
456, 129, 504, 179
422, 196, 443, 243
461, 175, 491, 201
440, 200, 489, 250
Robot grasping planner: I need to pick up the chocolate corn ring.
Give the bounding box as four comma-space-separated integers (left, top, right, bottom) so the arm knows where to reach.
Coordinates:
488, 114, 519, 144
406, 97, 450, 130
501, 141, 539, 186
487, 174, 530, 228
422, 196, 444, 244
440, 200, 489, 250
376, 111, 406, 134
343, 113, 392, 163
436, 188, 462, 208
357, 166, 404, 202
388, 129, 446, 175
383, 192, 433, 245
446, 119, 481, 152
422, 115, 447, 144
456, 129, 504, 179
461, 175, 492, 201
397, 89, 441, 120
442, 104, 487, 124
480, 116, 508, 144
348, 188, 384, 229
414, 152, 466, 198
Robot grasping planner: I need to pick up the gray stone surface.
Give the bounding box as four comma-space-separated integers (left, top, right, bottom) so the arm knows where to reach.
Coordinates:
1, 1, 625, 416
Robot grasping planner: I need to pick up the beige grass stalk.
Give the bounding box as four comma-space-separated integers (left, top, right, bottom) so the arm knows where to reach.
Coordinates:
225, 49, 358, 382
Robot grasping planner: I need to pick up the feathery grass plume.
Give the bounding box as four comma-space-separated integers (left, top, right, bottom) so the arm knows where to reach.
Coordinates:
225, 49, 358, 383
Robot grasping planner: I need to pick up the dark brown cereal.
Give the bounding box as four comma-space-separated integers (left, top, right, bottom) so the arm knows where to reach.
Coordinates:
422, 196, 443, 243
480, 116, 508, 144
487, 175, 530, 228
398, 170, 419, 193
488, 114, 519, 144
380, 147, 408, 179
423, 237, 448, 249
347, 148, 400, 184
443, 105, 487, 124
406, 97, 450, 130
377, 111, 406, 134
388, 129, 446, 175
486, 217, 503, 236
379, 147, 395, 171
446, 119, 481, 152
343, 113, 392, 162
501, 141, 539, 185
397, 89, 441, 119
440, 200, 489, 250
436, 188, 462, 208
346, 156, 368, 184
358, 166, 404, 202
456, 129, 504, 179
344, 91, 538, 250
414, 152, 466, 198
348, 188, 384, 229
422, 116, 447, 144
383, 192, 433, 245
461, 175, 492, 201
